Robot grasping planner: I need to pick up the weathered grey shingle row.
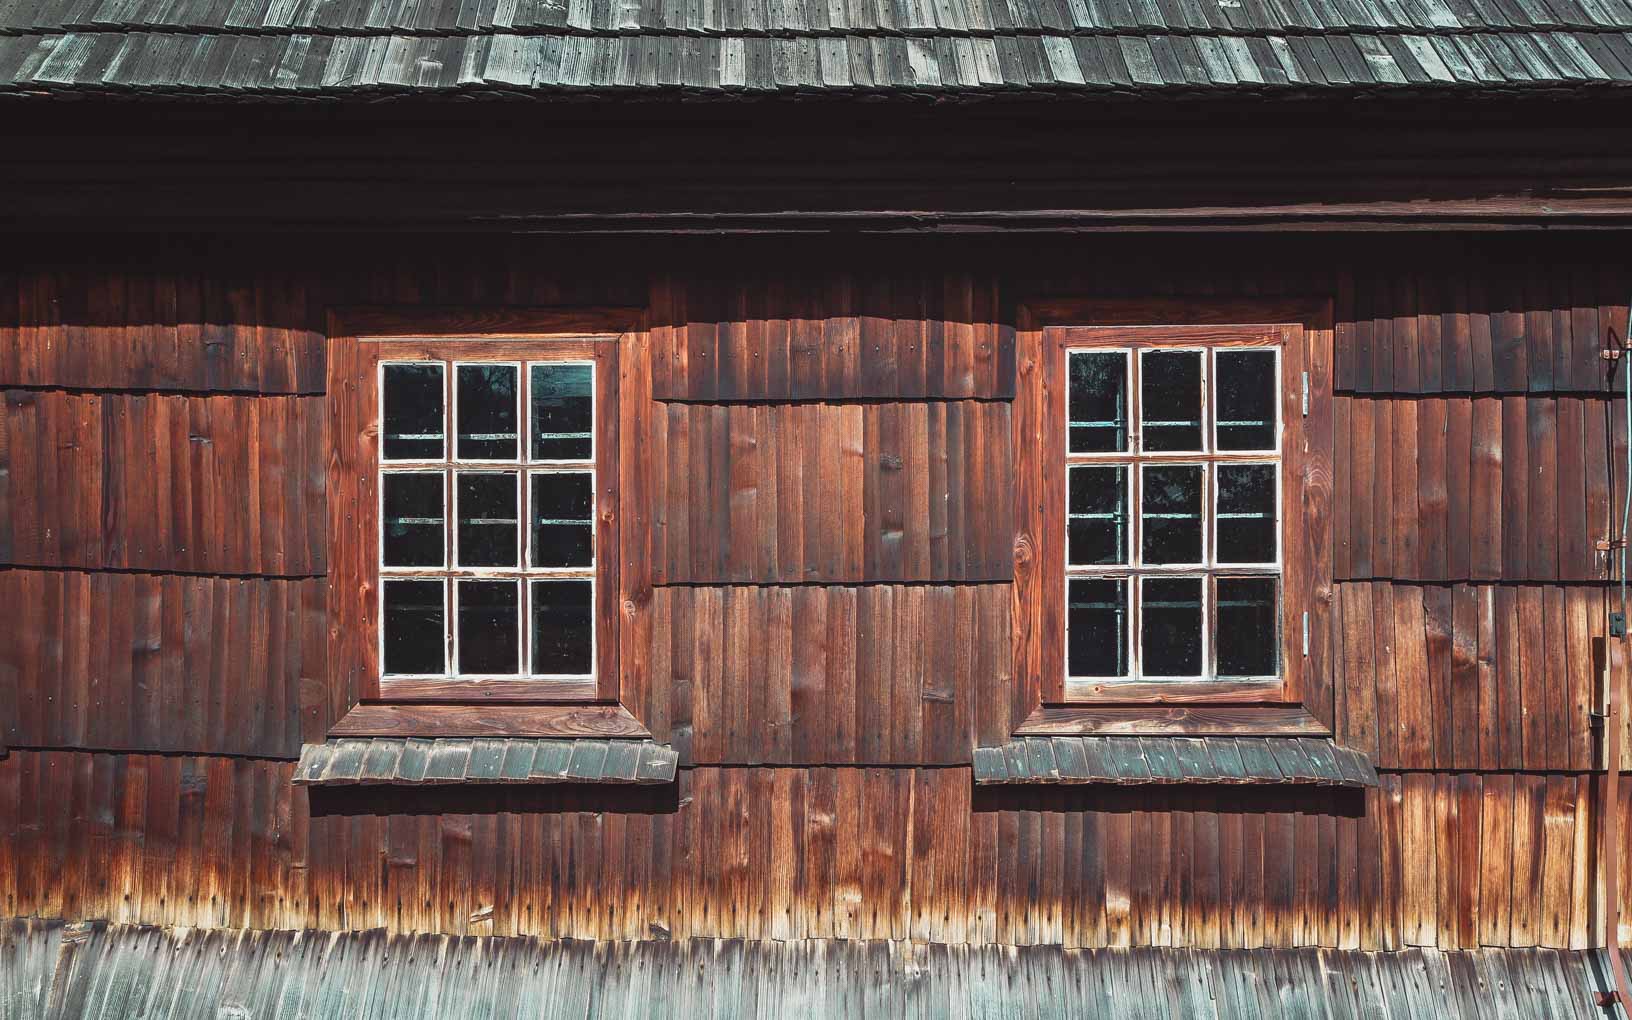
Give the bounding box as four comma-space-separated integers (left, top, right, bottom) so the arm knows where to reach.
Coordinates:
973, 735, 1380, 787
2, 26, 1629, 89
292, 736, 679, 785
6, 0, 1632, 38
11, 918, 1628, 1018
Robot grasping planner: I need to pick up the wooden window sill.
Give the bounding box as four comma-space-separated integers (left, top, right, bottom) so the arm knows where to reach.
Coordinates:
1014, 704, 1328, 738
328, 703, 650, 740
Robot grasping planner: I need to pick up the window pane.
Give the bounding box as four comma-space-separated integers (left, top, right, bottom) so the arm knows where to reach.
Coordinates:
531, 363, 594, 461
532, 579, 593, 675
457, 580, 519, 674
1141, 464, 1203, 564
382, 364, 444, 460
1216, 463, 1277, 564
382, 472, 445, 567
382, 579, 444, 675
456, 364, 519, 459
1068, 465, 1127, 566
1068, 351, 1127, 453
1140, 350, 1202, 451
1217, 577, 1279, 678
456, 472, 519, 567
1142, 577, 1203, 677
1216, 349, 1277, 450
531, 471, 594, 568
1067, 578, 1128, 678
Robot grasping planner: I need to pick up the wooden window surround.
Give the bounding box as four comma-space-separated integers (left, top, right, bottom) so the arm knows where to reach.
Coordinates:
1013, 298, 1334, 735
327, 308, 651, 740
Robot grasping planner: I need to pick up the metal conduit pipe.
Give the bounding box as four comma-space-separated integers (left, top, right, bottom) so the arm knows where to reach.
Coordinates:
1604, 302, 1632, 1017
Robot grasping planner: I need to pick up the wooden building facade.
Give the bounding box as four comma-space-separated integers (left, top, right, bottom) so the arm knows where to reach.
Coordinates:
4, 0, 1632, 1012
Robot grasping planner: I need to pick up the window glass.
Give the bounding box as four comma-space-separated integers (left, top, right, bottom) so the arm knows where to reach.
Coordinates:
379, 356, 599, 684
1068, 351, 1128, 453
1067, 578, 1128, 678
382, 363, 444, 461
1216, 577, 1280, 677
456, 363, 519, 460
531, 363, 594, 461
382, 472, 444, 567
1215, 350, 1277, 451
1141, 577, 1204, 677
457, 580, 520, 675
1068, 465, 1127, 566
1140, 350, 1202, 451
1065, 338, 1282, 683
532, 579, 594, 676
382, 579, 445, 675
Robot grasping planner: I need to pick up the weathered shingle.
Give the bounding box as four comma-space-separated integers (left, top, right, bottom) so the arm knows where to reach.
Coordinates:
6, 918, 1630, 1019
2, 0, 1632, 94
975, 735, 1381, 786
292, 737, 679, 785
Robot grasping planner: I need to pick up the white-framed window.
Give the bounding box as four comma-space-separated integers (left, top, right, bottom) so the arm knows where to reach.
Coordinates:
376, 358, 598, 682
1064, 344, 1283, 683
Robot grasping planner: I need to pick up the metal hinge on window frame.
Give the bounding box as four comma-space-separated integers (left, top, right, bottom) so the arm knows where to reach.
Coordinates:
1302, 612, 1309, 657
1301, 372, 1309, 417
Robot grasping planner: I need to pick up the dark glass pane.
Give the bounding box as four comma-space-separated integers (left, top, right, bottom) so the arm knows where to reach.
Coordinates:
1141, 464, 1203, 564
1216, 463, 1277, 564
381, 473, 444, 567
1217, 578, 1279, 678
1068, 465, 1127, 566
1068, 351, 1128, 453
532, 579, 593, 676
531, 363, 594, 461
1067, 578, 1128, 678
456, 472, 518, 567
531, 472, 594, 568
1141, 350, 1202, 451
382, 363, 444, 460
457, 580, 519, 674
1142, 577, 1203, 677
1216, 349, 1277, 450
382, 579, 444, 675
456, 364, 519, 460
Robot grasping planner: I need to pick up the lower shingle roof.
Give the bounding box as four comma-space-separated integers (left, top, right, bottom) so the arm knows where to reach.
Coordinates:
7, 917, 1628, 1018
0, 26, 1631, 95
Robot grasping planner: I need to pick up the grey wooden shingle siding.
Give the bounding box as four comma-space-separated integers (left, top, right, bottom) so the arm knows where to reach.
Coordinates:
973, 736, 1381, 787
291, 737, 679, 785
1, 0, 1631, 93
6, 918, 1629, 1019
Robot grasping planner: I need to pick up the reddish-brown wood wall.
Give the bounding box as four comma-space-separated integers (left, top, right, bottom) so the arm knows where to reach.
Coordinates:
0, 232, 1627, 948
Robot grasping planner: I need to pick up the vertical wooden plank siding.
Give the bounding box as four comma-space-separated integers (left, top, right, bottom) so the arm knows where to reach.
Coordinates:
0, 750, 1627, 950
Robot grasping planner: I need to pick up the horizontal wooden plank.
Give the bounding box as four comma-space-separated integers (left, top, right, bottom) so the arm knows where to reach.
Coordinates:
1014, 706, 1331, 738
0, 568, 327, 759
327, 704, 651, 740
0, 390, 324, 575
0, 750, 1619, 949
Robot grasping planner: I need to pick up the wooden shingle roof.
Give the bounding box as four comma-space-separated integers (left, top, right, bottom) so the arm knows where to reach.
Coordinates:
2, 0, 1632, 95
292, 736, 680, 785
973, 735, 1381, 787
8, 918, 1630, 1018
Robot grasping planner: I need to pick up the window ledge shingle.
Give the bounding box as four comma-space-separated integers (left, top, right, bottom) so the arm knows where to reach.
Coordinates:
973, 735, 1378, 788
293, 737, 678, 786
